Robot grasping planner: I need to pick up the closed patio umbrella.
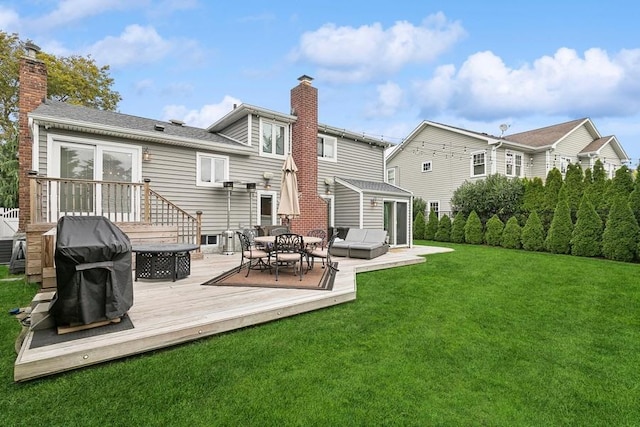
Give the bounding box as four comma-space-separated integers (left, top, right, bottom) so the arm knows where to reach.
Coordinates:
277, 154, 300, 222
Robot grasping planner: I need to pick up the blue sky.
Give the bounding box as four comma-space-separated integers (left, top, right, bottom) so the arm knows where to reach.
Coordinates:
3, 0, 639, 167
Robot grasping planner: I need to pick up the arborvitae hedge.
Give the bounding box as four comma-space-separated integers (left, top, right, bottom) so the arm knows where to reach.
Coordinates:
484, 214, 504, 246
522, 210, 545, 251
451, 212, 466, 243
464, 210, 483, 244
434, 214, 452, 242
501, 216, 522, 249
602, 198, 639, 262
629, 177, 640, 226
570, 196, 602, 257
425, 209, 439, 240
545, 196, 573, 254
413, 210, 426, 240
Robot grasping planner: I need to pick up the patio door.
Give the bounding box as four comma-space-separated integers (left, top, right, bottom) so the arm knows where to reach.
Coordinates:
384, 200, 409, 246
257, 190, 277, 225
50, 139, 140, 222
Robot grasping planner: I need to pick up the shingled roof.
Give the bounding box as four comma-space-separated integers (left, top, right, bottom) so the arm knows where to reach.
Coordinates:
504, 118, 587, 148
30, 99, 250, 151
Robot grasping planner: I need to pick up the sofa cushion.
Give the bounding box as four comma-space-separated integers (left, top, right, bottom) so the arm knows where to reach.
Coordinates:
343, 228, 368, 242
363, 229, 387, 243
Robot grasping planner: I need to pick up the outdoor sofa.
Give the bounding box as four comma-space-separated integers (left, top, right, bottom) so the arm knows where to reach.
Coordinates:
330, 228, 389, 259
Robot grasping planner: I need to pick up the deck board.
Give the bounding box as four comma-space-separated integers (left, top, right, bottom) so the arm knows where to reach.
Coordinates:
14, 246, 452, 381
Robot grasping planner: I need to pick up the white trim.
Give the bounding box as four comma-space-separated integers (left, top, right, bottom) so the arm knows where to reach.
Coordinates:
317, 133, 337, 163
470, 150, 487, 178
30, 117, 39, 170
256, 190, 278, 226
195, 152, 230, 187
258, 118, 290, 159
505, 150, 524, 177
320, 194, 335, 227
387, 168, 396, 184
421, 160, 432, 173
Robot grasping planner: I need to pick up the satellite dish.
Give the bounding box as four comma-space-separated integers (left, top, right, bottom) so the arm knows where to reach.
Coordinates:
499, 123, 510, 136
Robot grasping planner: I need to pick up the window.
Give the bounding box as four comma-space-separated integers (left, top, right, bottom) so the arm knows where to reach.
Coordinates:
471, 151, 486, 177
387, 168, 396, 184
428, 200, 440, 217
505, 151, 523, 177
261, 120, 287, 157
317, 134, 337, 161
559, 156, 572, 175
421, 161, 432, 173
197, 153, 228, 187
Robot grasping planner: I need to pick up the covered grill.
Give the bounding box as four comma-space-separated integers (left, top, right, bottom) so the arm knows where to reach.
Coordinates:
50, 216, 133, 326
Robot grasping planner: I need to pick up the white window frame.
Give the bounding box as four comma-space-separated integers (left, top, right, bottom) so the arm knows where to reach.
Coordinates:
559, 156, 572, 175
387, 168, 396, 184
471, 151, 486, 177
317, 134, 337, 162
257, 190, 278, 226
505, 151, 523, 177
47, 133, 141, 222
259, 118, 289, 159
421, 160, 433, 173
428, 200, 440, 218
196, 152, 229, 187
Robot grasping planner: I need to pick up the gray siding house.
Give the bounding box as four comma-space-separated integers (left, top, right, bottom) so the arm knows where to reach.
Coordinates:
385, 118, 629, 216
19, 44, 412, 256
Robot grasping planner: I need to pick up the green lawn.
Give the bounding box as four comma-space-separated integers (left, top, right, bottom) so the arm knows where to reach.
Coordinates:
1, 243, 639, 426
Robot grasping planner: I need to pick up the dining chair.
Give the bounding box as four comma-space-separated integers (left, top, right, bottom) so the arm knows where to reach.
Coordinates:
269, 227, 289, 236
272, 233, 305, 281
236, 231, 270, 277
304, 228, 327, 269
307, 231, 339, 272
242, 228, 265, 250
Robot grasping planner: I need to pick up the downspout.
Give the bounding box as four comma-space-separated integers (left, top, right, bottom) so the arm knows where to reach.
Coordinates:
491, 139, 503, 174
29, 117, 39, 171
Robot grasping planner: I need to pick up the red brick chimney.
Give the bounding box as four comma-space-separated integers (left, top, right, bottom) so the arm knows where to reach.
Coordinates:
290, 75, 328, 236
18, 42, 47, 231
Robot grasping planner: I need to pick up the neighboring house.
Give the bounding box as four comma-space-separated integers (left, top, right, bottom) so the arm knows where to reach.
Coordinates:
385, 119, 630, 217
18, 43, 413, 283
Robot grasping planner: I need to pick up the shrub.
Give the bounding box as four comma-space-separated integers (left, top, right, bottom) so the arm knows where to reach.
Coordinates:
544, 196, 573, 254
434, 214, 452, 242
425, 209, 439, 240
629, 177, 640, 226
451, 174, 525, 224
521, 211, 545, 252
484, 214, 504, 246
570, 196, 602, 257
523, 177, 545, 214
413, 197, 426, 220
464, 210, 483, 245
413, 210, 426, 240
501, 216, 522, 249
602, 198, 639, 262
451, 212, 466, 243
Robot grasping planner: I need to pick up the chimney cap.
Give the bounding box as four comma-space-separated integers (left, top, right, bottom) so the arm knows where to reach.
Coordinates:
24, 41, 41, 59
298, 75, 314, 85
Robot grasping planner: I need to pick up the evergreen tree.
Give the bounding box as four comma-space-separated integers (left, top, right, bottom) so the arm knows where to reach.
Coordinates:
413, 210, 426, 240
564, 162, 584, 221
464, 210, 483, 244
484, 214, 504, 246
604, 165, 634, 208
425, 209, 439, 240
451, 212, 466, 243
544, 191, 573, 254
434, 214, 452, 242
586, 159, 608, 220
602, 198, 640, 262
630, 169, 640, 225
501, 216, 522, 249
543, 168, 563, 230
522, 177, 545, 214
571, 195, 603, 257
521, 211, 545, 251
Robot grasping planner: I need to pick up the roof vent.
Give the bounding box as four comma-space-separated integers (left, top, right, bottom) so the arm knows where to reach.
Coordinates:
169, 119, 184, 126
154, 124, 165, 132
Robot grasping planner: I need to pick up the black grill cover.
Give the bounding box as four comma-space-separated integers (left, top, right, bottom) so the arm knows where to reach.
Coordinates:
50, 216, 133, 326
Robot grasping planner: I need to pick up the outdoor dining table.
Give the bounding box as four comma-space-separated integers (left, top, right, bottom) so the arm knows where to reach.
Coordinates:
132, 243, 200, 282
254, 235, 323, 272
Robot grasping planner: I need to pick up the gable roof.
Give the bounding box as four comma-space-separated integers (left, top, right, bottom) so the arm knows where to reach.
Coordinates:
504, 118, 591, 149
29, 99, 254, 154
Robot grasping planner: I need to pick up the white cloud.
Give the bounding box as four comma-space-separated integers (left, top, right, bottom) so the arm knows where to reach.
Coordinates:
30, 0, 147, 31
414, 47, 640, 120
291, 12, 466, 84
366, 81, 405, 118
0, 6, 20, 32
162, 95, 242, 128
88, 25, 174, 67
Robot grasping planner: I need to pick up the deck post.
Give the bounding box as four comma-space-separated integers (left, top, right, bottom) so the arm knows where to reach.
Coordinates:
196, 211, 202, 248
143, 178, 151, 223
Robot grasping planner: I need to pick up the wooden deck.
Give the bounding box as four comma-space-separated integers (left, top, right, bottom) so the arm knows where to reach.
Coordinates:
14, 246, 452, 382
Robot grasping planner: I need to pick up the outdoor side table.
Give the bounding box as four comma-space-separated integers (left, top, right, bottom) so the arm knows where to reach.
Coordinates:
132, 243, 199, 281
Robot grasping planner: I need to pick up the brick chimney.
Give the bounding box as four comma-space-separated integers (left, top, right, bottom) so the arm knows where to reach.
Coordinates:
18, 42, 47, 231
290, 75, 328, 235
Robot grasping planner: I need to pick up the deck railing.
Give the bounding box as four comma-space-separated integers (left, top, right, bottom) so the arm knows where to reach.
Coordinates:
29, 174, 201, 246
